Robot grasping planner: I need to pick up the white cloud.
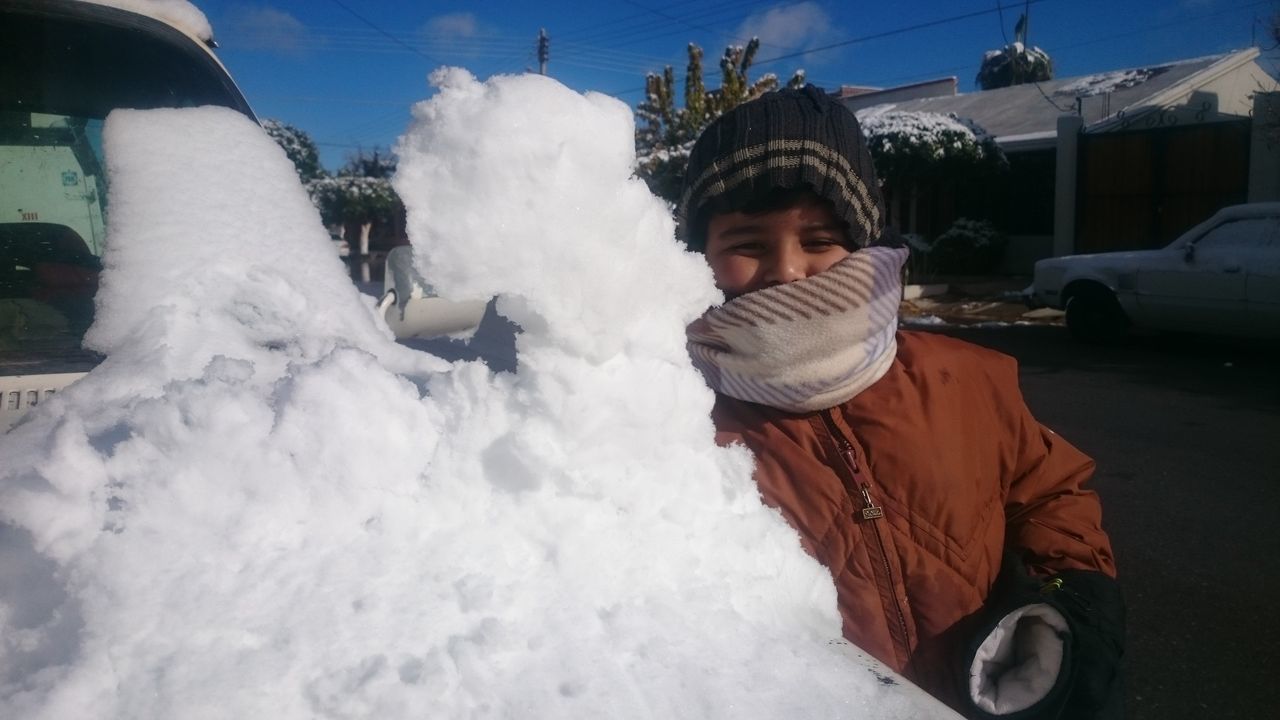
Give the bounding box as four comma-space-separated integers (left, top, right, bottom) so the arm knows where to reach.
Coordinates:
225, 5, 314, 57
733, 2, 840, 63
422, 12, 480, 39
419, 12, 496, 60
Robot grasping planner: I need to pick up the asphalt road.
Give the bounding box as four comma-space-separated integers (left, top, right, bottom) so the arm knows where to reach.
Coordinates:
927, 324, 1280, 720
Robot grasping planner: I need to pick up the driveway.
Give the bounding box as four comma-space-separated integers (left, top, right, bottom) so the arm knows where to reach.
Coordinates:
926, 323, 1280, 720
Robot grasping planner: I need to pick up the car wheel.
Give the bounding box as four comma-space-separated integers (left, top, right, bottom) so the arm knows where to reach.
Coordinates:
1065, 286, 1129, 343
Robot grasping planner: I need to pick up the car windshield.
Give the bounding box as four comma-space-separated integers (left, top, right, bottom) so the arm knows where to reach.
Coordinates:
1193, 216, 1280, 249
0, 0, 252, 373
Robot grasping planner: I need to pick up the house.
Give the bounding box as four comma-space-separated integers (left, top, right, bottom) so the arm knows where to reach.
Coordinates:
841, 48, 1280, 271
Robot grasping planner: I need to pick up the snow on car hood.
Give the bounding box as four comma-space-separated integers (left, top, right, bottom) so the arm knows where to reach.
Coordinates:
0, 70, 958, 719
1038, 248, 1170, 271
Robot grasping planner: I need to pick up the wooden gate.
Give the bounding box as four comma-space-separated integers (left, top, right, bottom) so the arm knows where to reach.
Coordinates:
1075, 119, 1250, 253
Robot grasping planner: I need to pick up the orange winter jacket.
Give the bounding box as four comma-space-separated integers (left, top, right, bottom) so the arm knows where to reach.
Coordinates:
711, 330, 1116, 711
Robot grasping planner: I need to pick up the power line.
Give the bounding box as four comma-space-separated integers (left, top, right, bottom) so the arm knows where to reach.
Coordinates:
840, 0, 1267, 94
563, 0, 774, 44
991, 1, 1075, 114
604, 0, 1058, 97
752, 0, 1056, 68
325, 0, 442, 65
570, 0, 792, 48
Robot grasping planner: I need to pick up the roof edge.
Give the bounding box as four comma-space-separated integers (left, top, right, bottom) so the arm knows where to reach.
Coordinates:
995, 130, 1057, 151
1088, 47, 1262, 132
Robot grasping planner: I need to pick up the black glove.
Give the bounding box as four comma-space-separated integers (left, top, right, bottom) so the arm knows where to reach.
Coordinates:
960, 552, 1126, 720
1052, 568, 1126, 720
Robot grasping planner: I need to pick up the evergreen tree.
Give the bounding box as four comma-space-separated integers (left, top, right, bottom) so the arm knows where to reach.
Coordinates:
339, 148, 397, 180
263, 119, 325, 183
976, 13, 1053, 90
634, 39, 804, 204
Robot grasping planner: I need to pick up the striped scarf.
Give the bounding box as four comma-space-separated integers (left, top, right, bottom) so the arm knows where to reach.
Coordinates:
686, 246, 907, 413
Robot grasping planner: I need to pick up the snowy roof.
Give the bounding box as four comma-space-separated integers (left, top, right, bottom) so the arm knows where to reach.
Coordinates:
76, 0, 213, 43
849, 48, 1269, 146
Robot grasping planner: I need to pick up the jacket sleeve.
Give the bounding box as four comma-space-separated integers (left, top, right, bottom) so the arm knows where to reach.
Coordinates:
995, 359, 1116, 579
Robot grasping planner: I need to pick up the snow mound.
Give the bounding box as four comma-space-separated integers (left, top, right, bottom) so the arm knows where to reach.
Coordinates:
0, 71, 958, 719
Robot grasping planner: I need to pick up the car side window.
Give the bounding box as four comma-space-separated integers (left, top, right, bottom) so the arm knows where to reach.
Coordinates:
1194, 218, 1278, 249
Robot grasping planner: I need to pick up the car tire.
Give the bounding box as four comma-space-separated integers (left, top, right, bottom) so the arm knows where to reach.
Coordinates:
1065, 286, 1129, 343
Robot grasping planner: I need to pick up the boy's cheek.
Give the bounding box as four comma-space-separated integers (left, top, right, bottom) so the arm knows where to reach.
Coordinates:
709, 259, 754, 292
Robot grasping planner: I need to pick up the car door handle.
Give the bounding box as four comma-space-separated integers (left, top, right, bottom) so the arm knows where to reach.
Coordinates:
1224, 265, 1242, 273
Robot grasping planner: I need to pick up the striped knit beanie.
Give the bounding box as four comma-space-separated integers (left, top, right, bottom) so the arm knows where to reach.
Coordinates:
677, 84, 885, 252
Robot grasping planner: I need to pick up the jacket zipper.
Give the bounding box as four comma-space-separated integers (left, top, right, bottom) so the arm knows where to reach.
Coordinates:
822, 409, 912, 666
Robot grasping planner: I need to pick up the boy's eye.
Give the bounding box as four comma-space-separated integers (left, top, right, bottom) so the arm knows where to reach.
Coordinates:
725, 241, 765, 254
803, 237, 843, 250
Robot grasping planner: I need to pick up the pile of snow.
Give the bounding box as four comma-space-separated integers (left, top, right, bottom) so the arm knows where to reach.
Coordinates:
78, 0, 214, 42
0, 69, 958, 719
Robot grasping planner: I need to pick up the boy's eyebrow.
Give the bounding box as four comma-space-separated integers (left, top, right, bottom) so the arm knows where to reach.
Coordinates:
717, 221, 844, 237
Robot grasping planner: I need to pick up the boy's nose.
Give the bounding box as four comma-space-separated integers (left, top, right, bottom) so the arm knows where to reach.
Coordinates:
763, 245, 808, 285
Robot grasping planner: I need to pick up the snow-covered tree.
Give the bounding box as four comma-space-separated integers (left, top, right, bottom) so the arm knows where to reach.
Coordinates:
976, 14, 1053, 90
305, 148, 401, 281
340, 147, 397, 180
263, 119, 325, 183
635, 39, 803, 203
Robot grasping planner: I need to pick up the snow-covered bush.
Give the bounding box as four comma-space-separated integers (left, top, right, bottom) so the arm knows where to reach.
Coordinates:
306, 175, 397, 227
929, 217, 1006, 275
861, 111, 1005, 181
263, 118, 325, 183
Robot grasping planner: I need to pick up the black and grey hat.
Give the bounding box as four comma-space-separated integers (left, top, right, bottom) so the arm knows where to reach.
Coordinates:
677, 85, 885, 252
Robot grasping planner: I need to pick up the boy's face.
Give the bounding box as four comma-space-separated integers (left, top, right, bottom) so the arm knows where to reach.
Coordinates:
703, 196, 850, 301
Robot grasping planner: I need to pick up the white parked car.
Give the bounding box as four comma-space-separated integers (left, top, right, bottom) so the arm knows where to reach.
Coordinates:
1028, 203, 1280, 342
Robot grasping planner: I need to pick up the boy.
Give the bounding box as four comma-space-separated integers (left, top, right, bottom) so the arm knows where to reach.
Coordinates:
681, 86, 1124, 719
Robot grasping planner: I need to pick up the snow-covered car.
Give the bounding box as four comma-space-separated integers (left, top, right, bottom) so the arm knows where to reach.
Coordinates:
0, 0, 258, 431
1027, 203, 1280, 342
377, 245, 488, 340
0, 0, 479, 433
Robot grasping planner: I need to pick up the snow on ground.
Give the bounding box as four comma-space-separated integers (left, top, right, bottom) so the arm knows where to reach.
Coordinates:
900, 315, 948, 327
0, 70, 958, 719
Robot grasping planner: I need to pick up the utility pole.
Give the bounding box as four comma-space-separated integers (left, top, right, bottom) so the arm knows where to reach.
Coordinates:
538, 28, 549, 75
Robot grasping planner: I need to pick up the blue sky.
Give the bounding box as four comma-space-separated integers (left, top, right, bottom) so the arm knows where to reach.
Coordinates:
197, 0, 1280, 169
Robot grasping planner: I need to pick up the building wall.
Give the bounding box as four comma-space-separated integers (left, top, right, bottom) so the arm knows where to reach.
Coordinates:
1193, 59, 1279, 116
1249, 91, 1280, 202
